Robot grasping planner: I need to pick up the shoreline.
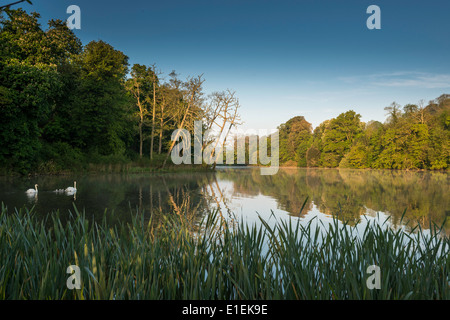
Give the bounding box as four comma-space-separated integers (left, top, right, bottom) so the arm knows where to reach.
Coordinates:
0, 163, 214, 177
216, 164, 449, 172
1, 163, 448, 177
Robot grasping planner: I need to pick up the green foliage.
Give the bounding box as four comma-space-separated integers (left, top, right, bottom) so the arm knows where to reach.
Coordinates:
0, 9, 205, 174
427, 108, 450, 169
278, 116, 312, 166
126, 64, 159, 157
0, 10, 141, 173
278, 100, 449, 170
0, 58, 61, 173
320, 110, 363, 168
70, 40, 131, 156
0, 205, 448, 299
306, 144, 320, 167
339, 144, 370, 168
0, 9, 84, 173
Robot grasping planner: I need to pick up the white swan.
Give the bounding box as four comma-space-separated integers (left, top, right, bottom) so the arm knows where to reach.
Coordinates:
65, 181, 77, 193
26, 184, 38, 194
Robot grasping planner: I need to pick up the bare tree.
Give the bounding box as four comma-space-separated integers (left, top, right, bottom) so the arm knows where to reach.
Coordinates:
157, 86, 169, 154
415, 99, 429, 124
203, 90, 242, 168
384, 101, 402, 124
0, 0, 32, 10
150, 64, 161, 160
403, 99, 430, 124
157, 71, 183, 154
162, 74, 205, 168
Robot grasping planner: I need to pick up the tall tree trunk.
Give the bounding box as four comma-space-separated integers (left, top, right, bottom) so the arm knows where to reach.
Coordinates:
162, 102, 191, 168
136, 91, 143, 158
150, 72, 156, 160
139, 121, 143, 158
159, 96, 165, 154
159, 118, 163, 154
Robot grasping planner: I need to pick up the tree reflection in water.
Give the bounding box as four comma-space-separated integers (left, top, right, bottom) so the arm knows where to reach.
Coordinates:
214, 168, 449, 232
0, 168, 448, 233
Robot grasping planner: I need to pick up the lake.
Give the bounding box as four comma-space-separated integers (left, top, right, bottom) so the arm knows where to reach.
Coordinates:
0, 168, 449, 233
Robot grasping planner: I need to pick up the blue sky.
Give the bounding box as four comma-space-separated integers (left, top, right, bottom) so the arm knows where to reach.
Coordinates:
18, 0, 450, 130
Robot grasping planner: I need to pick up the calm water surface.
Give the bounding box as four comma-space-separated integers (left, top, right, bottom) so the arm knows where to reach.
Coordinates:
0, 168, 448, 233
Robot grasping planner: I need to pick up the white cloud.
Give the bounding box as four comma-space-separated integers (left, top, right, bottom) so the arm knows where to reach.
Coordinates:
339, 71, 450, 89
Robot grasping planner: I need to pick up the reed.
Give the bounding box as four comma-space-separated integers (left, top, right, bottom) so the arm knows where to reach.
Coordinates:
0, 203, 448, 300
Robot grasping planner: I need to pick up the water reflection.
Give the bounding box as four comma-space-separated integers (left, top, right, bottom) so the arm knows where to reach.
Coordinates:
0, 168, 448, 232
215, 167, 450, 232
0, 173, 212, 226
26, 192, 38, 204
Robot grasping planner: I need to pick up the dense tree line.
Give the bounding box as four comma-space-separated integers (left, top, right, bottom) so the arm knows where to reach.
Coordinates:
278, 96, 449, 170
1, 8, 448, 174
0, 8, 240, 174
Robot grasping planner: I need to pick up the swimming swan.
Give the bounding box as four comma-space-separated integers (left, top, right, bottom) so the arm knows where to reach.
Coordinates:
65, 181, 77, 193
26, 184, 38, 194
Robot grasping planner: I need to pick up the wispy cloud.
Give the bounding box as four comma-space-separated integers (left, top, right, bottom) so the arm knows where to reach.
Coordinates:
340, 71, 450, 89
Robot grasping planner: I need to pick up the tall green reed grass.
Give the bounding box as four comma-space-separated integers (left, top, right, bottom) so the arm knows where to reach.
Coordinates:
0, 203, 448, 300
